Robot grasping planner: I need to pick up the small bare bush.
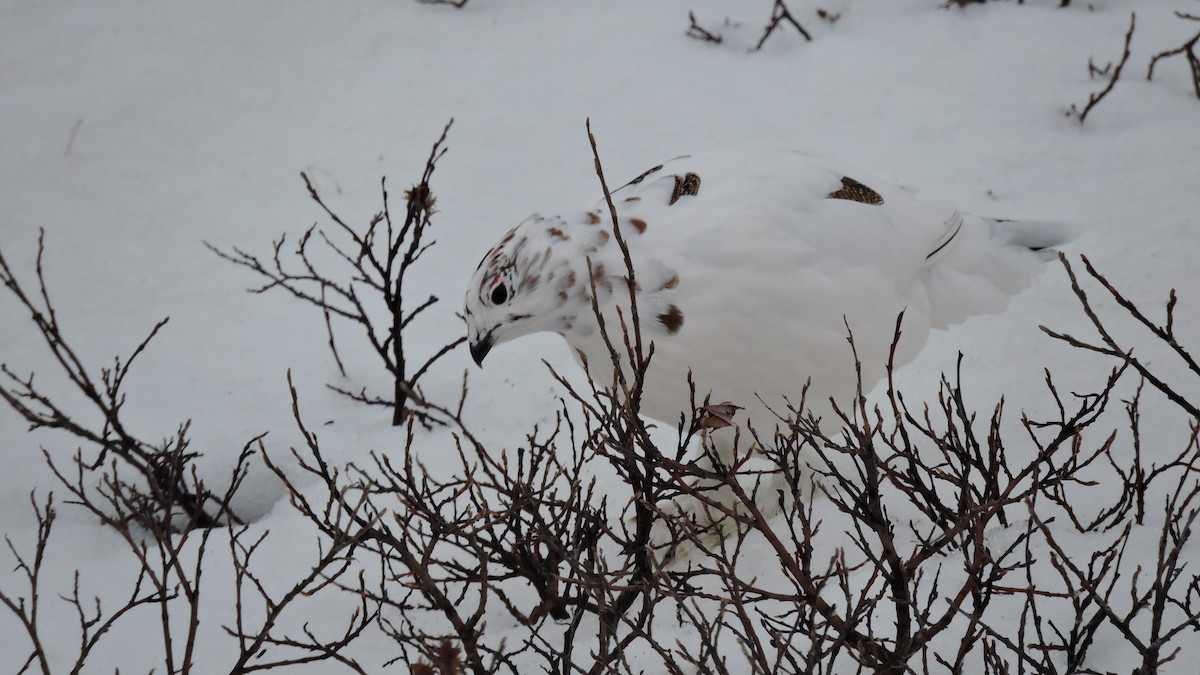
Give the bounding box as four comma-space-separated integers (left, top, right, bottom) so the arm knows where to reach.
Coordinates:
208, 121, 464, 427
0, 242, 377, 671
0, 232, 230, 530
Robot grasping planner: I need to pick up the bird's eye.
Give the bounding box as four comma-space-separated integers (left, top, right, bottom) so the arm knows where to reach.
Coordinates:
490, 285, 509, 305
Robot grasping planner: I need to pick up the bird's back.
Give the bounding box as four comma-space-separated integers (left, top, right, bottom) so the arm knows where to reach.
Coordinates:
560, 146, 1070, 434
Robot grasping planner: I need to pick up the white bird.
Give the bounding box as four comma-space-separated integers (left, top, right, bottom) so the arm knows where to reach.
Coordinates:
464, 144, 1071, 500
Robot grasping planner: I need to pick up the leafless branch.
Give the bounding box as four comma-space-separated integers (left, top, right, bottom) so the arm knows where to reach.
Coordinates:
1068, 13, 1136, 124
208, 119, 464, 426
1147, 12, 1200, 100
686, 10, 724, 44
754, 0, 813, 51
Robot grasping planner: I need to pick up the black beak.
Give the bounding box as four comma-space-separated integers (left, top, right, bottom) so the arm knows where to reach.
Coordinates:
470, 335, 493, 367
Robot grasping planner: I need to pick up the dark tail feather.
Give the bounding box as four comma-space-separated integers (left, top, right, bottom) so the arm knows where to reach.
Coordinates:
984, 217, 1078, 261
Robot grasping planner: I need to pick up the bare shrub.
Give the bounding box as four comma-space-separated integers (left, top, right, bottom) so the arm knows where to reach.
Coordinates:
0, 240, 379, 671
3, 128, 1199, 674
0, 232, 231, 530
0, 441, 378, 673
262, 247, 1200, 672
208, 120, 464, 427
257, 128, 1200, 673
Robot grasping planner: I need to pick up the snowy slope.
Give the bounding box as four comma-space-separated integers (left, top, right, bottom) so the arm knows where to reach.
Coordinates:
2, 0, 1199, 671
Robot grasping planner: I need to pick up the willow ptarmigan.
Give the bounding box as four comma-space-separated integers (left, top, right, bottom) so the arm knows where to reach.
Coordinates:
464, 144, 1072, 504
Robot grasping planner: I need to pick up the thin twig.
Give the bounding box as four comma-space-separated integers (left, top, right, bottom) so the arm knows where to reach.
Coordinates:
1147, 13, 1200, 100
754, 0, 812, 51
1070, 13, 1136, 124
686, 11, 723, 44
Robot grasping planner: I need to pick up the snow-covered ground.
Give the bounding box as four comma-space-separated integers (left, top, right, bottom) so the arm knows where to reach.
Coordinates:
2, 0, 1199, 672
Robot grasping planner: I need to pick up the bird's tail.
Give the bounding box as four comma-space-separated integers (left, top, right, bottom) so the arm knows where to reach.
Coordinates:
922, 216, 1078, 329
983, 217, 1079, 262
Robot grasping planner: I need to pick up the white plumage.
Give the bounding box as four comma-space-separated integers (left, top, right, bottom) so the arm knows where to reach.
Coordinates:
465, 145, 1072, 461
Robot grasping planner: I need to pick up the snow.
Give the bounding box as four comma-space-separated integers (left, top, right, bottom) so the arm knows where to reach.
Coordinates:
2, 0, 1199, 671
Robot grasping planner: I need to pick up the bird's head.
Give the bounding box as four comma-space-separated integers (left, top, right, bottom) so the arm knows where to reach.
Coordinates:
464, 215, 593, 366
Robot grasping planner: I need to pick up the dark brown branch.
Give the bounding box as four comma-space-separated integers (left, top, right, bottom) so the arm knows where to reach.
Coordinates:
1069, 13, 1136, 124
754, 0, 813, 51
1147, 12, 1200, 100
686, 10, 723, 44
1041, 254, 1200, 419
